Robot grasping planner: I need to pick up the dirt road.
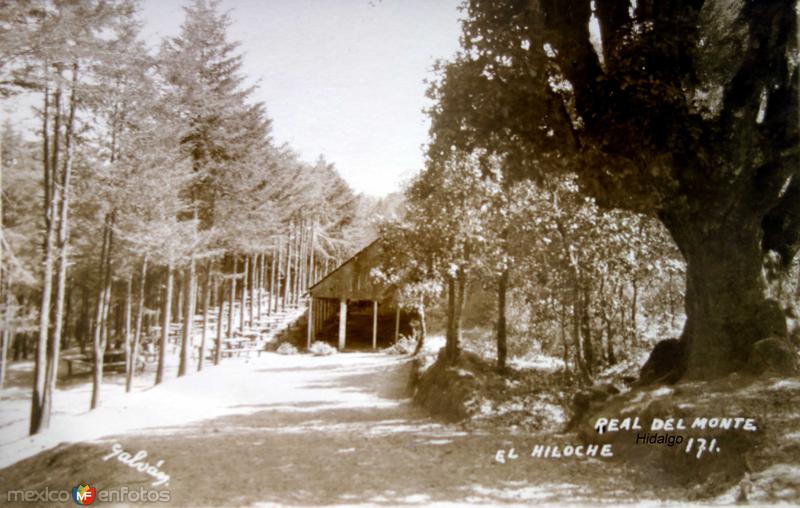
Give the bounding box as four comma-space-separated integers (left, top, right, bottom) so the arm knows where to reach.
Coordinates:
0, 353, 655, 506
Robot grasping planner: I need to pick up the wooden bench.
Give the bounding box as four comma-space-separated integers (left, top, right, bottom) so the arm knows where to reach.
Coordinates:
65, 350, 138, 376
209, 346, 265, 359
65, 356, 92, 376
65, 357, 127, 375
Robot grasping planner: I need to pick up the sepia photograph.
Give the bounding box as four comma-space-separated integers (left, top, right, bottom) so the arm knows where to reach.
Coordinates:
0, 0, 798, 506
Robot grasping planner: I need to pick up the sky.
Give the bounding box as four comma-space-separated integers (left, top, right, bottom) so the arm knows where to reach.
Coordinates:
138, 0, 464, 197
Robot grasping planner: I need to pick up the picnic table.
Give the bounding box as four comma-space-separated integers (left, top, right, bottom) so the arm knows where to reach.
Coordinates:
206, 337, 266, 359
65, 350, 139, 376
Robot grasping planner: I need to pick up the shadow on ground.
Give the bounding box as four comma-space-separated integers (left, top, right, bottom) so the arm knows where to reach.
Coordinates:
0, 355, 650, 506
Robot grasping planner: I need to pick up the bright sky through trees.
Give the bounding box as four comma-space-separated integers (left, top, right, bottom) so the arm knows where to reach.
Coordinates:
140, 0, 463, 197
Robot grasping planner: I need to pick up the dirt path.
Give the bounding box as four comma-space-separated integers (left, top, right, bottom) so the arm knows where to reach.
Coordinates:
0, 353, 653, 506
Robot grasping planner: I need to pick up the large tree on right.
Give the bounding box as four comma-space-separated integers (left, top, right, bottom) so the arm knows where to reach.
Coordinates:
436, 0, 799, 380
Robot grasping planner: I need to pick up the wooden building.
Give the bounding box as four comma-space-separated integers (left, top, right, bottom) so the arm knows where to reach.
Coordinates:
306, 239, 404, 350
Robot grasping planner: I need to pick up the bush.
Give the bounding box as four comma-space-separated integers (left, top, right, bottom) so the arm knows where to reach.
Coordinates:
384, 335, 416, 355
309, 341, 337, 356
276, 342, 299, 355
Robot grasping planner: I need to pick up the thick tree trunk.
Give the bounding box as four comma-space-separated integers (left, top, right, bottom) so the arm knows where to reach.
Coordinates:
126, 255, 147, 393
664, 214, 788, 380
496, 268, 509, 372
156, 262, 173, 386
412, 297, 427, 356
444, 269, 467, 363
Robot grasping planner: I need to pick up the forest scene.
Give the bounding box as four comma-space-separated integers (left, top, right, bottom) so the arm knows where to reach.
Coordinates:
0, 0, 798, 506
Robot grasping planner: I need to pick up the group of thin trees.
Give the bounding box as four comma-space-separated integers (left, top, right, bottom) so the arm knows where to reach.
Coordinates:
0, 0, 371, 435
382, 152, 685, 379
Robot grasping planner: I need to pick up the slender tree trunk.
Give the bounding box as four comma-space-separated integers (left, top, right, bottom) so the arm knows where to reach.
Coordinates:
496, 267, 509, 372
178, 253, 196, 377
91, 217, 113, 410
455, 269, 467, 348
560, 300, 569, 367
295, 225, 304, 304
580, 283, 595, 375
41, 63, 78, 426
63, 283, 73, 349
298, 226, 305, 302
78, 284, 88, 354
31, 83, 59, 435
445, 276, 456, 361
269, 245, 277, 316
571, 290, 583, 374
123, 273, 132, 376
215, 277, 225, 366
630, 278, 639, 347
599, 285, 617, 365
308, 222, 315, 292
0, 102, 3, 308
198, 260, 211, 372
256, 254, 263, 324
240, 255, 248, 330
249, 255, 256, 327
103, 283, 113, 351
283, 232, 292, 310
126, 255, 147, 392
0, 275, 10, 389
175, 271, 183, 325
228, 256, 237, 338
156, 262, 173, 386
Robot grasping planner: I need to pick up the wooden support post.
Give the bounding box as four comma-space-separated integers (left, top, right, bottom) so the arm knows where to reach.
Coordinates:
312, 299, 317, 338
315, 299, 321, 338
372, 300, 378, 350
394, 305, 400, 344
307, 296, 313, 350
338, 299, 347, 351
